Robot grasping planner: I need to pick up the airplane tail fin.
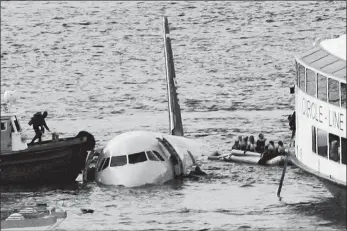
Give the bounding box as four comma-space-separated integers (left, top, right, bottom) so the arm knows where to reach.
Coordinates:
163, 16, 184, 137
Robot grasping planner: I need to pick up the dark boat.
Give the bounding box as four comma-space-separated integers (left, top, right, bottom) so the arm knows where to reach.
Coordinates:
0, 113, 95, 184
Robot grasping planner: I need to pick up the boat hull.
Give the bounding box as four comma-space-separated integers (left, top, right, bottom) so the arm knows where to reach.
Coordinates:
290, 153, 346, 209
0, 134, 95, 184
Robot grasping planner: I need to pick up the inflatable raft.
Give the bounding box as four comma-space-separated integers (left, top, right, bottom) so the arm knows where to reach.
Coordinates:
208, 150, 292, 166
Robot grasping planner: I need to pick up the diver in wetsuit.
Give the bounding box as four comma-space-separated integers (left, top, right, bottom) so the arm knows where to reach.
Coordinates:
28, 111, 50, 145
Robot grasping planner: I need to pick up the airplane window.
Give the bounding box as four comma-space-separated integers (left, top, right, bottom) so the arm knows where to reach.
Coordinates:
153, 151, 165, 161
97, 158, 106, 172
110, 155, 127, 167
146, 151, 160, 161
1, 122, 7, 131
102, 157, 110, 170
128, 152, 147, 164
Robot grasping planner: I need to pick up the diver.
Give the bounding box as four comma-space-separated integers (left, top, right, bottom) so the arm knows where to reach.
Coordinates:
255, 133, 266, 153
28, 111, 50, 145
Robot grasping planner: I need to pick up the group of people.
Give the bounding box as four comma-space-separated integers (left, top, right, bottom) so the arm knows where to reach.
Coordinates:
231, 133, 287, 164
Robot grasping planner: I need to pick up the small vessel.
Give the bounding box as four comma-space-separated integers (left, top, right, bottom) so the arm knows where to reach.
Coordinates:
0, 110, 96, 184
1, 202, 67, 231
208, 150, 291, 166
289, 34, 346, 208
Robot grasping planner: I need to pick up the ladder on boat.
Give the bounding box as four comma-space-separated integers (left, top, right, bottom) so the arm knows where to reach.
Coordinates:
156, 137, 183, 178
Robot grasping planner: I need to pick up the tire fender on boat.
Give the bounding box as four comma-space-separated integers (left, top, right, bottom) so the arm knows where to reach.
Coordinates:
75, 131, 96, 151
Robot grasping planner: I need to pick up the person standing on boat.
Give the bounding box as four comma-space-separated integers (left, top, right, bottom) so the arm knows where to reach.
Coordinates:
28, 111, 50, 145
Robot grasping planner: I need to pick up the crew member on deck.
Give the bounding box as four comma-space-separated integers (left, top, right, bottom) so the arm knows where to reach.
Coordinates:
288, 111, 296, 139
28, 111, 50, 145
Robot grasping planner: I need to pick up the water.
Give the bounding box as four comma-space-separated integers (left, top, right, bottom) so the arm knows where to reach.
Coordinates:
1, 1, 346, 230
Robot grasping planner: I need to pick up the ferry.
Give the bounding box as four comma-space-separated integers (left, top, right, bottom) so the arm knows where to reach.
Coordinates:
290, 34, 346, 208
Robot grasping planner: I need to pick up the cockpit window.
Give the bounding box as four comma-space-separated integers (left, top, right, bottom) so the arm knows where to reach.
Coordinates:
101, 157, 110, 170
153, 151, 165, 161
146, 151, 160, 161
1, 122, 7, 131
128, 152, 147, 164
97, 158, 106, 172
110, 155, 127, 167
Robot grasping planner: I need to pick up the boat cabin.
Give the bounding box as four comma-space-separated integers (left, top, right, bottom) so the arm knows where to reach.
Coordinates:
294, 34, 346, 182
1, 114, 28, 152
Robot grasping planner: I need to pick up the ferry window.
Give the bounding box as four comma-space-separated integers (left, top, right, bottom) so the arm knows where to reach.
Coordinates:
298, 64, 305, 91
317, 128, 328, 157
328, 78, 340, 106
146, 151, 160, 161
110, 155, 127, 167
341, 83, 346, 108
312, 126, 316, 153
97, 158, 106, 172
317, 74, 327, 102
101, 157, 110, 170
1, 122, 7, 131
341, 137, 347, 164
328, 134, 340, 162
153, 150, 165, 161
306, 69, 316, 97
128, 152, 147, 164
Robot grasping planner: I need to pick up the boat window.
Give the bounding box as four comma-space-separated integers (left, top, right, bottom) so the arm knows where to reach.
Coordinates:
153, 150, 165, 161
341, 137, 347, 165
328, 134, 340, 163
1, 122, 7, 131
328, 78, 340, 106
306, 69, 316, 97
312, 126, 316, 153
341, 83, 346, 108
110, 155, 127, 167
317, 74, 327, 102
97, 158, 106, 172
128, 152, 147, 164
317, 128, 328, 157
146, 151, 160, 161
298, 64, 305, 91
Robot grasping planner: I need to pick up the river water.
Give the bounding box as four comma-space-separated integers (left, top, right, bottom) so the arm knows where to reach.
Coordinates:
1, 1, 346, 230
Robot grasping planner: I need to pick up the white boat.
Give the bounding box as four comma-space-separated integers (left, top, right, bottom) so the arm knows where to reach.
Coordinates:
289, 34, 346, 208
208, 150, 291, 166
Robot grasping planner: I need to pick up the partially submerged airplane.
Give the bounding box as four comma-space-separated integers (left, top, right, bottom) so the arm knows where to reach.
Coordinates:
87, 17, 205, 187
